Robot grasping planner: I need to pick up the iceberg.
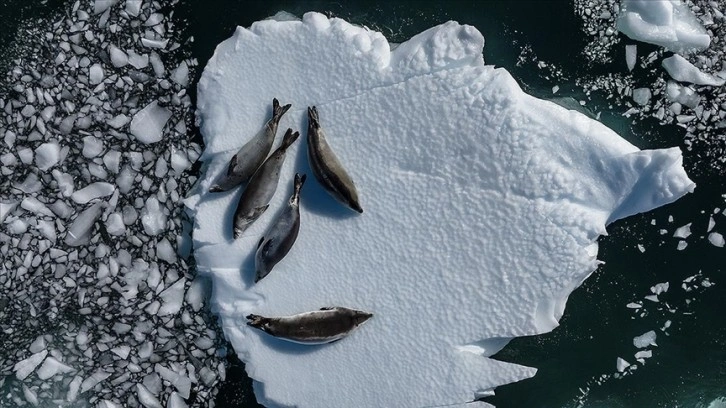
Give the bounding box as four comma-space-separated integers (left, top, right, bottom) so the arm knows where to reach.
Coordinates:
187, 12, 694, 408
616, 0, 711, 53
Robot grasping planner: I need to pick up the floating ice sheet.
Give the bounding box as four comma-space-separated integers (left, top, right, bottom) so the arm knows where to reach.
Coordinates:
617, 0, 710, 53
188, 12, 694, 408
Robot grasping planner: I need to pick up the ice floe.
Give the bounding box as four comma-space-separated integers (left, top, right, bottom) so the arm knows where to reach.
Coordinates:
617, 0, 711, 53
662, 54, 726, 86
188, 12, 694, 408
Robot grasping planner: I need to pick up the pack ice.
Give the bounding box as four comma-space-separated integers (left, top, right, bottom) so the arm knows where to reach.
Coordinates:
187, 12, 695, 408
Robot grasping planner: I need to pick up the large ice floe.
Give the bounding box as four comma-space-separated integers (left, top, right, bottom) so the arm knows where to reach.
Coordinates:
616, 0, 711, 53
187, 12, 695, 408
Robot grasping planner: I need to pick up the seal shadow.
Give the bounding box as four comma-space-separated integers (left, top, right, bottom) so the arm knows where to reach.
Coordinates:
239, 240, 258, 287
255, 331, 336, 355
292, 134, 358, 220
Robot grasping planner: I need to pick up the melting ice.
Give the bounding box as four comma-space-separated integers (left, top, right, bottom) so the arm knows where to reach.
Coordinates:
187, 12, 695, 408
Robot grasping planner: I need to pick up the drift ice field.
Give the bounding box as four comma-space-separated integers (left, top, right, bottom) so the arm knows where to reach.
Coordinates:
186, 10, 695, 408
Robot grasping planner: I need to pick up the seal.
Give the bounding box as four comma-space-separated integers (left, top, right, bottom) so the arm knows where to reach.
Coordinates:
209, 98, 291, 192
233, 128, 299, 238
246, 307, 373, 344
254, 173, 307, 283
307, 106, 363, 213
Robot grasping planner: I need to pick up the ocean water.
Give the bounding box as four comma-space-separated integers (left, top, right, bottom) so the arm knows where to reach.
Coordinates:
1, 1, 723, 407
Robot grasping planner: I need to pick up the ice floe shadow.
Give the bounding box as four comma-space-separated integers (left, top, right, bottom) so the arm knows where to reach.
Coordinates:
293, 135, 358, 220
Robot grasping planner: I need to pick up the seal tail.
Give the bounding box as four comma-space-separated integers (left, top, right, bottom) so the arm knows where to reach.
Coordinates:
272, 98, 292, 121
277, 128, 300, 152
291, 173, 307, 205
307, 106, 320, 129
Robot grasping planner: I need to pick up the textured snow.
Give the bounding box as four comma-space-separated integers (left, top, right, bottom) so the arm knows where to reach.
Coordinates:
188, 13, 695, 408
617, 0, 710, 53
662, 54, 726, 86
130, 101, 172, 144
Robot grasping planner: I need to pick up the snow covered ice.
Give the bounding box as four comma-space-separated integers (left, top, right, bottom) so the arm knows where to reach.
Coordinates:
187, 12, 695, 408
616, 0, 711, 53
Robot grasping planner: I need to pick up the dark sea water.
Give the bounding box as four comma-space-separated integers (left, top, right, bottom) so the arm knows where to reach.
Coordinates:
2, 1, 724, 407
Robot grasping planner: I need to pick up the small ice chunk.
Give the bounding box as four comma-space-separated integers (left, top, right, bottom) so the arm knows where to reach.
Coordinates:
137, 384, 163, 408
21, 197, 54, 217
644, 294, 659, 302
67, 376, 83, 401
35, 142, 61, 170
707, 217, 715, 232
141, 197, 167, 235
662, 55, 726, 86
94, 0, 118, 15
28, 336, 46, 354
14, 350, 48, 380
632, 88, 651, 105
107, 114, 130, 129
37, 357, 74, 380
185, 278, 207, 312
145, 13, 164, 27
625, 44, 637, 71
80, 369, 111, 393
106, 212, 126, 236
167, 392, 189, 408
141, 37, 169, 49
673, 222, 691, 239
65, 202, 104, 246
82, 136, 104, 158
633, 330, 657, 348
650, 282, 669, 295
125, 0, 142, 16
635, 350, 652, 360
156, 238, 177, 263
149, 52, 165, 77
708, 232, 725, 247
171, 61, 189, 86
626, 302, 642, 309
71, 182, 115, 204
637, 244, 645, 252
109, 45, 128, 67
130, 101, 172, 144
0, 201, 18, 223
155, 365, 192, 398
677, 240, 687, 250
89, 64, 104, 85
111, 345, 131, 359
128, 50, 150, 69
103, 150, 122, 173
170, 148, 191, 174
158, 278, 186, 316
616, 357, 630, 372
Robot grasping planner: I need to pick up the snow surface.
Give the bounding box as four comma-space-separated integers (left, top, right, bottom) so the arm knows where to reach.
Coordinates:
616, 0, 711, 53
187, 12, 695, 408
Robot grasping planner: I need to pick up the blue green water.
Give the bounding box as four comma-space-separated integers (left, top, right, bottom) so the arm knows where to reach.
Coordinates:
2, 0, 723, 407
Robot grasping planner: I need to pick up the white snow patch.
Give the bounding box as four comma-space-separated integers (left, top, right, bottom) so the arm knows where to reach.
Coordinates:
188, 13, 695, 408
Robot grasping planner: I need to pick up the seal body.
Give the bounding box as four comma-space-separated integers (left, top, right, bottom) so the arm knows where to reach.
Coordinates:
210, 98, 291, 192
246, 307, 373, 344
233, 128, 299, 238
307, 106, 363, 213
255, 173, 307, 283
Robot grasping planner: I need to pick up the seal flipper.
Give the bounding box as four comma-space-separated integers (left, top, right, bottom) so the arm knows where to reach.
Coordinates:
277, 129, 299, 152
307, 106, 320, 129
256, 237, 265, 249
319, 307, 334, 311
272, 98, 292, 120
